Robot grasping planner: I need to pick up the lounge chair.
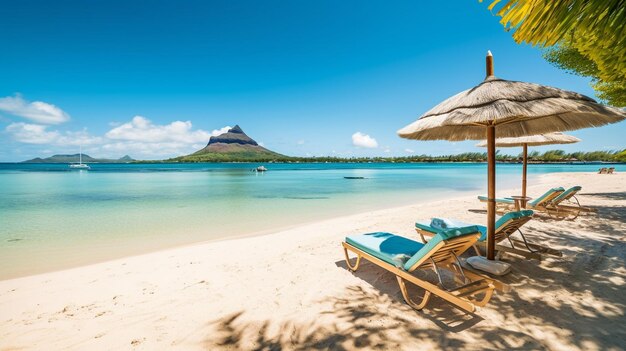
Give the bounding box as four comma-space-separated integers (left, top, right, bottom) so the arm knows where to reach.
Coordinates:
544, 186, 597, 219
607, 167, 615, 174
478, 187, 564, 214
415, 210, 562, 260
342, 227, 503, 313
598, 167, 608, 174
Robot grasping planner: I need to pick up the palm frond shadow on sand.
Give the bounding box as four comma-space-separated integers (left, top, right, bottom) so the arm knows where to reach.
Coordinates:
201, 195, 626, 351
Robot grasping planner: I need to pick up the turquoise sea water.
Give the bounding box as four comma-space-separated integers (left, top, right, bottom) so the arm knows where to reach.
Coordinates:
0, 162, 622, 279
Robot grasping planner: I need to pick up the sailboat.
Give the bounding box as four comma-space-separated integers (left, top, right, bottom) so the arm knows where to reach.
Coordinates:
69, 146, 90, 170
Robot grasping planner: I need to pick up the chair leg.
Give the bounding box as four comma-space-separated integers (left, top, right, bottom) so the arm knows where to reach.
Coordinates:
508, 239, 563, 257
515, 229, 536, 253
466, 286, 494, 307
343, 247, 361, 271
473, 244, 482, 256
557, 202, 595, 215
570, 196, 597, 213
566, 199, 582, 220
396, 276, 431, 310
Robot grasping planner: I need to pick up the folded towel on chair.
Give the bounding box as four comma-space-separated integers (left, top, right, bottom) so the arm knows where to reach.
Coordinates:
430, 217, 474, 230
430, 218, 448, 229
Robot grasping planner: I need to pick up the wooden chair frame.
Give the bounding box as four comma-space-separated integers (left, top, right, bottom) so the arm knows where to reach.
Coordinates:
481, 189, 563, 214
415, 216, 562, 261
542, 191, 597, 220
342, 233, 502, 313
482, 190, 590, 221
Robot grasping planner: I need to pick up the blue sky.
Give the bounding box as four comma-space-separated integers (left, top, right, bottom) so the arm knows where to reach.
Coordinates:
0, 0, 624, 161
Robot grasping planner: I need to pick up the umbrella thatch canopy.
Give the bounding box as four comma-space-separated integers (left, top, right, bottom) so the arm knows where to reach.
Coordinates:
397, 76, 625, 141
398, 52, 626, 260
476, 132, 581, 198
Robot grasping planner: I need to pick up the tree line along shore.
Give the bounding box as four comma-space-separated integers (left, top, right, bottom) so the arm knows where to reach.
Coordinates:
152, 149, 626, 164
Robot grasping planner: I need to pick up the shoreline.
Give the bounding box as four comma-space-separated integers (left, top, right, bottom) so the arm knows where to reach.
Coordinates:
0, 167, 528, 281
0, 171, 541, 282
1, 171, 624, 350
0, 186, 507, 282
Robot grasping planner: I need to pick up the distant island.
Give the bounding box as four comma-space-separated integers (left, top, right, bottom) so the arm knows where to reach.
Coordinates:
23, 154, 134, 163
168, 125, 288, 162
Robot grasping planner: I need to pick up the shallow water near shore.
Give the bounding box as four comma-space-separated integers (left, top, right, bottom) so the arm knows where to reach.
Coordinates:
0, 162, 622, 279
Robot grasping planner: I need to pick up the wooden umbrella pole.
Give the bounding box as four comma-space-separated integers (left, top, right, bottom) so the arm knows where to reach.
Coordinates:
486, 50, 494, 77
522, 143, 528, 199
486, 125, 496, 260
486, 51, 496, 260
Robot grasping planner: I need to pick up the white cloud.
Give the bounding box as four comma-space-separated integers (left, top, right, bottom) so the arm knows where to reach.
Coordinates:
384, 148, 391, 153
351, 132, 378, 148
59, 130, 103, 146
105, 116, 212, 143
100, 116, 224, 158
5, 123, 101, 146
211, 126, 232, 136
101, 141, 195, 157
297, 139, 305, 145
404, 148, 415, 153
0, 94, 70, 124
5, 115, 235, 159
5, 123, 59, 144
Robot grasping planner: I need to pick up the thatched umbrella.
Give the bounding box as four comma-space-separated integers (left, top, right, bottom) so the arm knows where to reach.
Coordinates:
398, 52, 625, 260
476, 132, 581, 199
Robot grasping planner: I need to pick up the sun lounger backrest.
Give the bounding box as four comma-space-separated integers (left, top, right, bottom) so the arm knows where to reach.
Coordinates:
529, 187, 564, 207
494, 210, 533, 242
404, 226, 480, 271
551, 186, 582, 204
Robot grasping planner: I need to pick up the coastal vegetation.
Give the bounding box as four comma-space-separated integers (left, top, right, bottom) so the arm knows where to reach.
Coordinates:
159, 149, 626, 164
482, 0, 626, 106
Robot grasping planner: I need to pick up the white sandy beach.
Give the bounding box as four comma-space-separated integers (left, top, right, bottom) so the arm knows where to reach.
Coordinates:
1, 172, 624, 350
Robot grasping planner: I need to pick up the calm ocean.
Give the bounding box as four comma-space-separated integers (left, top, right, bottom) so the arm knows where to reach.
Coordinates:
0, 162, 622, 279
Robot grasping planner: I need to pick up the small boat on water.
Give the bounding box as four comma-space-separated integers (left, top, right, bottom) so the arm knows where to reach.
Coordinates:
344, 176, 365, 179
69, 163, 90, 170
255, 165, 267, 172
69, 146, 90, 170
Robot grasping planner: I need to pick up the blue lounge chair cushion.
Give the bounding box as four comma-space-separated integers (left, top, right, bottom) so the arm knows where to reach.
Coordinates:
416, 210, 534, 242
346, 226, 480, 271
529, 187, 564, 206
551, 186, 581, 204
346, 232, 425, 267
477, 195, 514, 204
